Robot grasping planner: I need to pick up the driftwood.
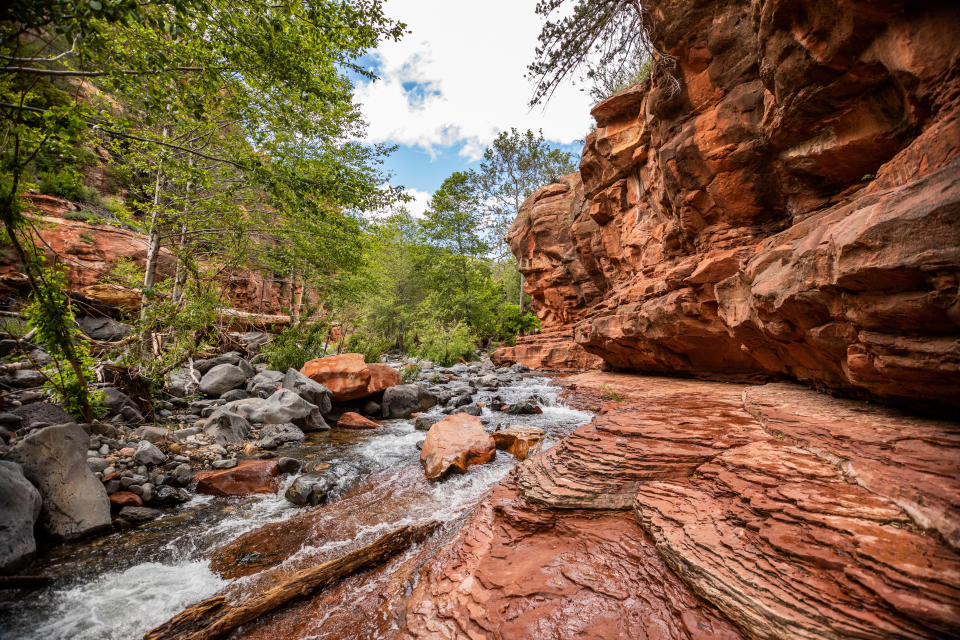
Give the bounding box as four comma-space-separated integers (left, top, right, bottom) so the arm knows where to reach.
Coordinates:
143, 520, 439, 640
0, 575, 54, 589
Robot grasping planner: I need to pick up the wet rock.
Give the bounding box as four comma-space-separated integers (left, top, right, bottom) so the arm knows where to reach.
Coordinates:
199, 363, 248, 398
10, 423, 111, 540
212, 458, 238, 470
77, 316, 131, 341
492, 425, 544, 460
282, 368, 333, 414
459, 404, 482, 417
414, 416, 439, 431
284, 475, 335, 506
170, 463, 193, 487
11, 369, 45, 388
250, 389, 328, 431
150, 485, 190, 506
362, 400, 381, 416
133, 440, 166, 466
381, 384, 438, 419
109, 491, 143, 508
117, 506, 161, 525
337, 412, 381, 429
504, 402, 542, 415
420, 413, 496, 481
276, 457, 301, 474
0, 460, 42, 572
300, 353, 401, 402
203, 410, 253, 446
257, 422, 305, 449
195, 460, 280, 496
469, 374, 499, 389
449, 393, 473, 408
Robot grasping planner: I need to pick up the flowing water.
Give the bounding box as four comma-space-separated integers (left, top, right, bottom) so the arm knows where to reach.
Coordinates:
0, 375, 593, 640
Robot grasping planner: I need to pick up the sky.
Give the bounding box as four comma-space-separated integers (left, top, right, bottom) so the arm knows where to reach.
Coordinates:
353, 0, 595, 216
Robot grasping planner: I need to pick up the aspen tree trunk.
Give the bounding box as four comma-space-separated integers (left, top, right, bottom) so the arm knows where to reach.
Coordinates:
141, 127, 167, 324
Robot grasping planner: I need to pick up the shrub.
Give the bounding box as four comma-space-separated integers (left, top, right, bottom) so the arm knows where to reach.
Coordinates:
413, 321, 478, 367
344, 331, 390, 363
497, 303, 540, 339
38, 169, 99, 203
262, 320, 331, 372
401, 363, 422, 383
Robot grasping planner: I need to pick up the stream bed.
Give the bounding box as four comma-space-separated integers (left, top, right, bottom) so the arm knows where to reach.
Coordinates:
0, 375, 592, 640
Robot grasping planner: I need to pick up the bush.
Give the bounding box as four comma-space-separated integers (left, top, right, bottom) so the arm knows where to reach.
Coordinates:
496, 303, 540, 339
413, 322, 478, 367
262, 320, 330, 371
38, 169, 99, 203
345, 331, 390, 363
401, 363, 422, 383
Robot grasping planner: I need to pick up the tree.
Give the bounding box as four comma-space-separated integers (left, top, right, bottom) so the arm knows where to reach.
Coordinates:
472, 128, 576, 311
527, 0, 677, 106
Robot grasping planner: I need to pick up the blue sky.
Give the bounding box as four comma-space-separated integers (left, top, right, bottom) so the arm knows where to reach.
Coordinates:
352, 0, 595, 215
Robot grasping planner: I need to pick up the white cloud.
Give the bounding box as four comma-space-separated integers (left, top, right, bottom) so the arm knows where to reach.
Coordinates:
404, 188, 431, 218
355, 0, 594, 161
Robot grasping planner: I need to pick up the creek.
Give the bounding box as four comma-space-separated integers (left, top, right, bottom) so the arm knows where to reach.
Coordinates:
0, 375, 593, 640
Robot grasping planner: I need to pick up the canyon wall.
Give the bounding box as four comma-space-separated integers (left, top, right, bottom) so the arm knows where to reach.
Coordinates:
493, 0, 960, 411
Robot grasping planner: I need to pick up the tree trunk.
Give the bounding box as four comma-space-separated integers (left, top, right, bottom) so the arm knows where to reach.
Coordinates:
519, 272, 524, 313
140, 127, 167, 324
144, 521, 439, 640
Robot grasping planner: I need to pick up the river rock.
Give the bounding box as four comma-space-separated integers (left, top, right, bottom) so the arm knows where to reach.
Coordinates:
133, 440, 166, 466
504, 402, 542, 415
166, 366, 200, 397
102, 387, 144, 422
276, 457, 301, 474
11, 368, 45, 388
109, 491, 142, 508
284, 475, 335, 506
11, 402, 73, 431
219, 389, 250, 403
300, 353, 401, 402
0, 460, 42, 572
257, 422, 305, 449
381, 383, 438, 419
492, 425, 544, 461
203, 410, 253, 445
170, 463, 193, 487
337, 412, 380, 429
11, 423, 111, 540
199, 363, 248, 398
414, 415, 439, 431
194, 352, 244, 375
195, 460, 280, 496
420, 413, 496, 481
248, 369, 284, 398
77, 316, 131, 341
250, 389, 327, 431
282, 368, 333, 414
136, 425, 171, 444
116, 506, 161, 525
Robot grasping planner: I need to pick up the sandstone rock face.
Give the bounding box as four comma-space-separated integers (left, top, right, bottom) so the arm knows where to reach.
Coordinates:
420, 414, 496, 481
492, 425, 544, 460
11, 423, 112, 540
194, 460, 280, 497
300, 354, 401, 402
493, 0, 960, 412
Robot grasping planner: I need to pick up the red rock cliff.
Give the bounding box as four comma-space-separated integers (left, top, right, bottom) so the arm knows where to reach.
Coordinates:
494, 0, 960, 411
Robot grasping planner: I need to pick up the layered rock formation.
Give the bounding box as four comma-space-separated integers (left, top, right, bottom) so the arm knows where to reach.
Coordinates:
493, 0, 960, 412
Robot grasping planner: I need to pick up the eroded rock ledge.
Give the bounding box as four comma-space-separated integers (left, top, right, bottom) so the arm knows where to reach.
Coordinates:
404, 372, 960, 639
492, 0, 960, 413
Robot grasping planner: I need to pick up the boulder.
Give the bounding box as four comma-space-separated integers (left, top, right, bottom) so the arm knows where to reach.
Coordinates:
77, 316, 131, 341
195, 460, 280, 496
337, 412, 381, 429
194, 352, 244, 375
470, 374, 499, 389
80, 283, 140, 310
11, 402, 73, 430
256, 422, 305, 449
284, 475, 335, 506
414, 415, 439, 431
300, 353, 400, 402
248, 369, 283, 398
0, 460, 42, 572
166, 367, 200, 397
249, 389, 327, 431
420, 414, 496, 481
381, 384, 438, 419
493, 425, 545, 460
11, 369, 45, 388
282, 368, 333, 414
109, 491, 143, 508
203, 411, 253, 446
133, 440, 166, 466
505, 402, 543, 415
116, 506, 161, 525
199, 364, 248, 398
102, 387, 144, 423
11, 423, 111, 540
135, 425, 171, 444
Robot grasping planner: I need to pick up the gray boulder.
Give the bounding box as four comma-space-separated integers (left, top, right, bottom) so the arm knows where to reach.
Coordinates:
219, 389, 250, 403
166, 367, 200, 397
381, 384, 438, 419
11, 402, 74, 430
133, 440, 167, 466
116, 506, 161, 525
11, 368, 45, 388
199, 364, 248, 398
414, 415, 439, 431
136, 425, 171, 444
102, 387, 144, 423
10, 423, 111, 540
470, 374, 499, 389
247, 369, 284, 398
78, 316, 131, 341
250, 389, 328, 431
282, 368, 333, 414
0, 460, 42, 572
257, 422, 305, 449
284, 475, 335, 506
203, 411, 252, 446
459, 404, 482, 416
194, 352, 243, 375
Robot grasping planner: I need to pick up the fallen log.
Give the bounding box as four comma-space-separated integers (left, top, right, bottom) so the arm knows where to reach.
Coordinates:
143, 520, 439, 640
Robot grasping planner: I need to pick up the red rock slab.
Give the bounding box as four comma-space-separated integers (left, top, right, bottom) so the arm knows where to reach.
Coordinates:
194, 460, 279, 497
420, 414, 496, 481
300, 354, 401, 402
743, 382, 960, 551
403, 477, 743, 640
516, 373, 763, 509
109, 491, 142, 508
492, 425, 544, 460
336, 411, 381, 429
491, 329, 605, 371
634, 439, 960, 640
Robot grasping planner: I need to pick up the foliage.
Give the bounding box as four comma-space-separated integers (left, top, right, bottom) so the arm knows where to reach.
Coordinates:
527, 0, 677, 105
344, 330, 390, 363
38, 169, 99, 203
496, 303, 541, 338
262, 320, 331, 372
412, 321, 478, 367
401, 363, 421, 383
594, 57, 651, 101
